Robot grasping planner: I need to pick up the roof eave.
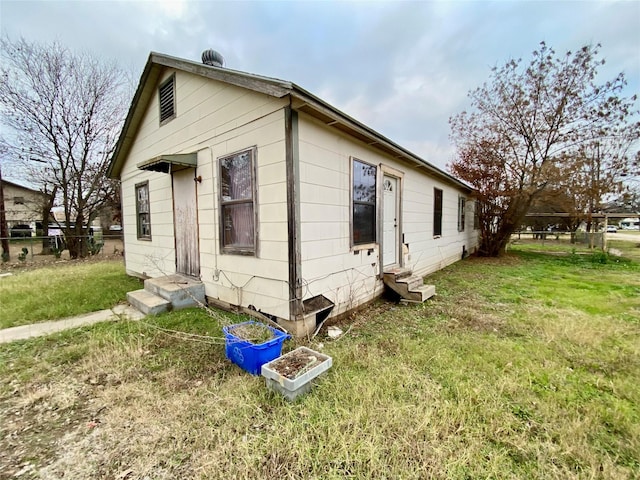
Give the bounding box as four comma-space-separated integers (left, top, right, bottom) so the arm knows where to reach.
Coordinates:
289, 85, 473, 193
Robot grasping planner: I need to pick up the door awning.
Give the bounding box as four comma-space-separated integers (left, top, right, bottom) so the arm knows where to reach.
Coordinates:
137, 153, 197, 173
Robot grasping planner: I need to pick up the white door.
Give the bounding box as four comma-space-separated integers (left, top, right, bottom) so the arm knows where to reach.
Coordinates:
172, 168, 200, 277
383, 175, 398, 267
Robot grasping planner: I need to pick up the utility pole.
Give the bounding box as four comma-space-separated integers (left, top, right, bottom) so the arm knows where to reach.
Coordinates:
0, 162, 10, 261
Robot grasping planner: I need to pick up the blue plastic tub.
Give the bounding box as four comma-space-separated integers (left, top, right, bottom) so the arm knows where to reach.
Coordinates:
223, 321, 290, 375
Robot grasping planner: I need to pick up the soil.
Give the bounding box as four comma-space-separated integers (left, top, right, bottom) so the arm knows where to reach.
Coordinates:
0, 238, 124, 272
269, 349, 325, 380
228, 323, 275, 344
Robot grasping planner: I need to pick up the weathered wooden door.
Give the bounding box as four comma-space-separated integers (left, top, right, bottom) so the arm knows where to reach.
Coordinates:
172, 168, 200, 277
383, 175, 399, 267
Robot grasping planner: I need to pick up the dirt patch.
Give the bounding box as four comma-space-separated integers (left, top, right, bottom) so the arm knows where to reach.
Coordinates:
0, 238, 124, 272
269, 349, 325, 379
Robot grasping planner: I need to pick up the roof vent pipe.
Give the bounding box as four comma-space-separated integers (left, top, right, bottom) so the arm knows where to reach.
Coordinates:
202, 49, 224, 67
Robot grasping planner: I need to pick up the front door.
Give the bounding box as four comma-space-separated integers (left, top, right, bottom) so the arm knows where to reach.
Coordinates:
383, 175, 399, 267
172, 168, 200, 277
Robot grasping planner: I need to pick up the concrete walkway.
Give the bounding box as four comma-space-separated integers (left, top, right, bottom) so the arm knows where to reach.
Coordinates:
0, 305, 145, 344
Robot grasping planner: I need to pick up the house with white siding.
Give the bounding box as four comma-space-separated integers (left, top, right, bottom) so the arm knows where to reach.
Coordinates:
108, 50, 479, 336
1, 179, 47, 233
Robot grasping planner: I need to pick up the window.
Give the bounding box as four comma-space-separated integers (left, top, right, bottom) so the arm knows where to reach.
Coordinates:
458, 196, 466, 232
219, 148, 256, 254
433, 188, 443, 237
474, 200, 480, 230
13, 196, 25, 205
352, 158, 377, 245
135, 181, 151, 239
159, 74, 176, 124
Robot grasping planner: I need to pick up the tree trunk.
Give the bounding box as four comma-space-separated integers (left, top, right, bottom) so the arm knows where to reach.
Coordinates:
40, 187, 57, 255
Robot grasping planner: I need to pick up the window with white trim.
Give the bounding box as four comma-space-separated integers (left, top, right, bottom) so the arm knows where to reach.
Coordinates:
433, 188, 443, 237
352, 158, 377, 245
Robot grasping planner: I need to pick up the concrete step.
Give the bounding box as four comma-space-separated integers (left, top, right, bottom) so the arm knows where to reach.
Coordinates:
144, 274, 205, 310
127, 289, 171, 316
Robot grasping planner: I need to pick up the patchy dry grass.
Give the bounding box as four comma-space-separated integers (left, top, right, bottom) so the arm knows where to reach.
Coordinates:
1, 251, 638, 479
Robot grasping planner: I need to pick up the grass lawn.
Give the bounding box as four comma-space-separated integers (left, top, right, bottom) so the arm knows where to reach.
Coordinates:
0, 250, 638, 479
0, 260, 142, 329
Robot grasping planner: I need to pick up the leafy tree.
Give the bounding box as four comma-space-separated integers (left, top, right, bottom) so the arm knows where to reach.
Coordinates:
449, 42, 639, 256
0, 37, 127, 258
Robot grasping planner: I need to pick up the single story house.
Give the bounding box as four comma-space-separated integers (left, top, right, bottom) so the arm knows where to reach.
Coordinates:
108, 50, 479, 336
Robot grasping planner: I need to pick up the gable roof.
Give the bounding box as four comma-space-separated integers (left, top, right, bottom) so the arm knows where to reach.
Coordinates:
108, 52, 472, 192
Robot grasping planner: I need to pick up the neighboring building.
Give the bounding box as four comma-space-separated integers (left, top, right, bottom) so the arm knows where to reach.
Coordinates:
620, 218, 640, 230
108, 51, 479, 336
1, 179, 46, 233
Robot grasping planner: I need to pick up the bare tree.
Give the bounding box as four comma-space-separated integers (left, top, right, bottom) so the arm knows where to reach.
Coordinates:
449, 42, 639, 256
0, 37, 127, 258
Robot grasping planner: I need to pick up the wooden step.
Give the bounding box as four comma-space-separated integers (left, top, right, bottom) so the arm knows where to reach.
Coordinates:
395, 274, 424, 291
383, 269, 436, 303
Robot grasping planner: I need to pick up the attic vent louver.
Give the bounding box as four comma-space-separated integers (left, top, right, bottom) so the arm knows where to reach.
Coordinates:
159, 75, 175, 124
202, 49, 224, 67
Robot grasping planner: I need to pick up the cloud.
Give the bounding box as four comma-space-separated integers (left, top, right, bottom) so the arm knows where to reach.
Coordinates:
1, 0, 638, 179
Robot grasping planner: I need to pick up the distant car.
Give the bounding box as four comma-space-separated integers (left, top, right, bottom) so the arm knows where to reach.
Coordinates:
109, 224, 123, 232
10, 224, 32, 238
605, 225, 618, 233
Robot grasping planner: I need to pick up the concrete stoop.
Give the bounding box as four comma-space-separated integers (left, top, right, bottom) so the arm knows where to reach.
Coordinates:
383, 267, 436, 303
126, 274, 205, 315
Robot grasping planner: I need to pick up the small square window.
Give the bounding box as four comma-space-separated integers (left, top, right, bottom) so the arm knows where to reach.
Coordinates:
13, 196, 25, 205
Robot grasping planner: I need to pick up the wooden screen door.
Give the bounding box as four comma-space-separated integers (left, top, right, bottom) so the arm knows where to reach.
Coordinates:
172, 168, 200, 277
383, 175, 399, 267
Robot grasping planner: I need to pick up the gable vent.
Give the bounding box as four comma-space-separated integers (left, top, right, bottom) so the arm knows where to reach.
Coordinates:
159, 75, 175, 124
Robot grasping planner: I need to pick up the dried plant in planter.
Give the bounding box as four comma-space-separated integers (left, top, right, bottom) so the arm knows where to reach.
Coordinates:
228, 322, 275, 344
269, 349, 324, 379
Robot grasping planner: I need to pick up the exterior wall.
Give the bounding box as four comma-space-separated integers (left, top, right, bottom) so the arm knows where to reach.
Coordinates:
297, 113, 478, 318
2, 182, 44, 228
120, 68, 291, 319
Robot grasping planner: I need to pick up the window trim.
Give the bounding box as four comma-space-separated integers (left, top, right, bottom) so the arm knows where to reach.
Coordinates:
217, 147, 259, 256
433, 188, 443, 237
458, 196, 466, 232
350, 157, 378, 249
474, 200, 481, 230
135, 181, 151, 240
158, 73, 176, 126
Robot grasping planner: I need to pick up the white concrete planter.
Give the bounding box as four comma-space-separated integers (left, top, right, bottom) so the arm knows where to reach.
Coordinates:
261, 346, 332, 401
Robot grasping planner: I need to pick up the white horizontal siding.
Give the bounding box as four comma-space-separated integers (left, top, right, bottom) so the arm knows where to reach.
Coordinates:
119, 68, 290, 320
296, 112, 478, 317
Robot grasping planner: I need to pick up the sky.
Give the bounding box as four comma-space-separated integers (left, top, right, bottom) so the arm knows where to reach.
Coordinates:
1, 0, 639, 180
